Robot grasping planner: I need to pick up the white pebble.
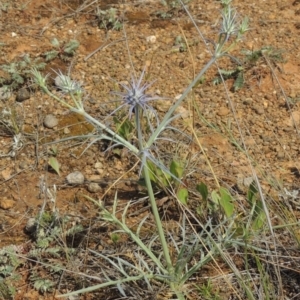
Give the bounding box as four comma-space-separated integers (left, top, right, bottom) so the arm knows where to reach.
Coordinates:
66, 171, 85, 185
44, 114, 58, 129
146, 35, 156, 43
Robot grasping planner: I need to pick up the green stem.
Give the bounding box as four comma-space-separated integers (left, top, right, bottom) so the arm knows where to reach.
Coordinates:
142, 159, 173, 272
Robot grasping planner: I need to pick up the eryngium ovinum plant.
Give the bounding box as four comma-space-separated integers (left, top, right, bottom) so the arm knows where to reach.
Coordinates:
32, 3, 249, 299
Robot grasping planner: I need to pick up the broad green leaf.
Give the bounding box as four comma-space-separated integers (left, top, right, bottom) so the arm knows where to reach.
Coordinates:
177, 188, 188, 205
252, 210, 266, 230
211, 188, 234, 218
219, 187, 234, 218
196, 182, 208, 201
170, 160, 183, 179
48, 157, 60, 176
211, 190, 220, 205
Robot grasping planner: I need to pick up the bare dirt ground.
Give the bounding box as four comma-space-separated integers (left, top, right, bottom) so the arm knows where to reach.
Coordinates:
0, 0, 300, 299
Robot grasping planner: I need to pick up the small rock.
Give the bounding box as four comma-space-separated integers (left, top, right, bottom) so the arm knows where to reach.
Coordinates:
19, 161, 28, 170
0, 87, 12, 100
217, 107, 230, 116
253, 105, 264, 115
1, 168, 11, 180
44, 114, 58, 128
16, 88, 30, 102
277, 152, 285, 159
25, 218, 37, 233
242, 97, 253, 105
146, 35, 156, 43
87, 182, 101, 193
94, 162, 103, 169
66, 171, 85, 185
0, 198, 16, 210
95, 169, 104, 175
64, 127, 71, 134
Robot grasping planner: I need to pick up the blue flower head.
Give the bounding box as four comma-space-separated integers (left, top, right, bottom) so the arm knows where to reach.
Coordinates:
112, 68, 160, 119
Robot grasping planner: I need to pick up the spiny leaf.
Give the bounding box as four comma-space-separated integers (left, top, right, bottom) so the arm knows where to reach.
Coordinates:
233, 71, 244, 91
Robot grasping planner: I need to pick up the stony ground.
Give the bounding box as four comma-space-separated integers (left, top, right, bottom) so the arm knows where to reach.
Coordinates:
0, 0, 300, 299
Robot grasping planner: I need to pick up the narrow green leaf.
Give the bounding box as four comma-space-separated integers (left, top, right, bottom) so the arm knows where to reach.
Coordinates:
247, 181, 258, 205
48, 157, 60, 176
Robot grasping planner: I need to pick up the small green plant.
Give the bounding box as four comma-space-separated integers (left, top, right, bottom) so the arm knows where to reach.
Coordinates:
172, 35, 187, 53
196, 181, 266, 234
142, 159, 188, 204
246, 181, 266, 231
43, 38, 80, 62
242, 46, 285, 64
197, 182, 235, 219
25, 208, 83, 293
286, 94, 300, 107
212, 66, 244, 91
0, 245, 24, 299
196, 279, 221, 300
156, 0, 191, 19
153, 10, 173, 19
0, 105, 25, 157
161, 0, 191, 9
213, 46, 285, 91
110, 232, 121, 244
113, 116, 135, 140
95, 7, 122, 31
0, 54, 45, 90
48, 146, 61, 176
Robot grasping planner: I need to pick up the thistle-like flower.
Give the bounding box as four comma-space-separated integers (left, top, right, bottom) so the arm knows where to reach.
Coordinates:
53, 70, 83, 95
219, 6, 249, 42
112, 68, 160, 119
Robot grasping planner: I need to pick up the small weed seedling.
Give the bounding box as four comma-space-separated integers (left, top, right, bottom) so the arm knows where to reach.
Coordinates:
0, 105, 25, 157
213, 46, 285, 91
155, 0, 191, 19
161, 0, 191, 9
48, 146, 61, 176
95, 7, 122, 31
43, 38, 80, 62
0, 53, 45, 90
